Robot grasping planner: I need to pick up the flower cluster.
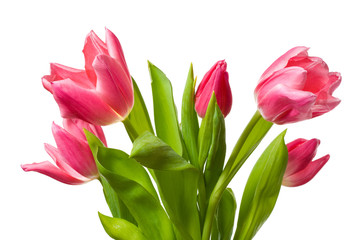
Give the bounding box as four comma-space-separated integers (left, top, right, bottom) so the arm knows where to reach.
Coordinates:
22, 29, 341, 240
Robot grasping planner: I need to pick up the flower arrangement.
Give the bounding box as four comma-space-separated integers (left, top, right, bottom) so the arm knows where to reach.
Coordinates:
22, 28, 341, 240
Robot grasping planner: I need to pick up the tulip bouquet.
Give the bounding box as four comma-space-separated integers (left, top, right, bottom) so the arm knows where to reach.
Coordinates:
22, 29, 341, 240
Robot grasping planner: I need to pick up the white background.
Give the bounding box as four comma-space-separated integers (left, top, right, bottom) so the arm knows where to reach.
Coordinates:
1, 0, 359, 239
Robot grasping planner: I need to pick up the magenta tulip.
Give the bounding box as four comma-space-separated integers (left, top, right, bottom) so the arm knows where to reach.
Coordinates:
282, 138, 329, 187
21, 119, 107, 185
195, 60, 232, 118
254, 46, 341, 124
42, 28, 134, 126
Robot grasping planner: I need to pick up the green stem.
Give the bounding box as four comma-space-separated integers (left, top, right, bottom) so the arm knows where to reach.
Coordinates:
202, 111, 272, 240
123, 117, 139, 142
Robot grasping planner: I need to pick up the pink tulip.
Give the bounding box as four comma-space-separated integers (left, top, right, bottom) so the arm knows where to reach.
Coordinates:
282, 138, 329, 187
254, 46, 341, 124
195, 60, 232, 118
21, 119, 107, 185
42, 28, 134, 126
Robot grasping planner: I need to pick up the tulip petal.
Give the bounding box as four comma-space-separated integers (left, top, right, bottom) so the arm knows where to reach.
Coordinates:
51, 78, 121, 125
257, 84, 317, 124
21, 162, 87, 185
282, 155, 329, 187
83, 30, 108, 85
63, 119, 107, 146
260, 46, 309, 83
52, 122, 98, 179
44, 143, 89, 181
285, 139, 320, 177
214, 71, 232, 117
286, 138, 307, 152
105, 28, 130, 79
93, 54, 133, 118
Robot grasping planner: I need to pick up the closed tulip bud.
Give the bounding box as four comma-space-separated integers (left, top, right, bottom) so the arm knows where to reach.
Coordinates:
282, 138, 329, 187
42, 28, 134, 126
195, 60, 232, 118
21, 119, 107, 185
254, 46, 341, 124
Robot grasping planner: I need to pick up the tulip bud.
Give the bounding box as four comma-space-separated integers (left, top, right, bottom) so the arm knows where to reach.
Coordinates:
42, 28, 134, 126
21, 119, 107, 185
282, 138, 329, 187
254, 46, 341, 124
195, 60, 232, 118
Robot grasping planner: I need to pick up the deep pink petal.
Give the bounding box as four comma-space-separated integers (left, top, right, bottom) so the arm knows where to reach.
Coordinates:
283, 155, 329, 187
52, 122, 98, 179
214, 71, 232, 117
44, 143, 88, 181
21, 162, 87, 185
285, 139, 320, 177
93, 54, 133, 119
259, 46, 309, 84
51, 79, 121, 125
286, 138, 307, 152
83, 31, 108, 85
105, 28, 130, 80
63, 119, 107, 147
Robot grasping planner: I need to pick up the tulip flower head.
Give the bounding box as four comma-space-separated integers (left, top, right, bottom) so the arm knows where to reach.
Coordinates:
195, 60, 232, 118
254, 46, 341, 124
21, 119, 107, 185
282, 138, 329, 187
42, 29, 134, 126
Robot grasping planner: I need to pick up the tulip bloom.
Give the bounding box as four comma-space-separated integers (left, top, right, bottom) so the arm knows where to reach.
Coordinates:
21, 119, 107, 185
195, 60, 232, 118
282, 138, 329, 187
254, 46, 341, 124
42, 29, 134, 126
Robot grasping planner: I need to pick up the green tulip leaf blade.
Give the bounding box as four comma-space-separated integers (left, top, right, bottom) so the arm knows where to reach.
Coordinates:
181, 63, 200, 167
84, 130, 135, 223
148, 61, 183, 156
131, 131, 201, 240
234, 130, 288, 240
96, 147, 175, 240
217, 188, 237, 240
98, 212, 147, 240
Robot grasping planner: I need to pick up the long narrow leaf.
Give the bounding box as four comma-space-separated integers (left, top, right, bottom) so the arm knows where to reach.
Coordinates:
234, 130, 288, 240
217, 188, 236, 240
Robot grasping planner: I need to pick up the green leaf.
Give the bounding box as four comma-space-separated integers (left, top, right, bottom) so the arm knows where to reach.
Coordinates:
124, 78, 154, 142
85, 131, 135, 224
148, 61, 183, 156
181, 63, 199, 167
204, 103, 226, 198
217, 188, 236, 240
96, 147, 175, 240
98, 212, 147, 240
198, 93, 217, 170
234, 130, 288, 240
131, 132, 201, 240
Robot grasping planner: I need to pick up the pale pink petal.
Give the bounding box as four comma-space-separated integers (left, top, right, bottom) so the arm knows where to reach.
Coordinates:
44, 143, 89, 181
285, 139, 320, 177
83, 31, 109, 85
21, 162, 87, 185
93, 54, 133, 119
105, 28, 130, 79
259, 46, 309, 83
52, 122, 98, 179
255, 67, 308, 103
51, 79, 121, 125
283, 155, 329, 187
257, 84, 316, 124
